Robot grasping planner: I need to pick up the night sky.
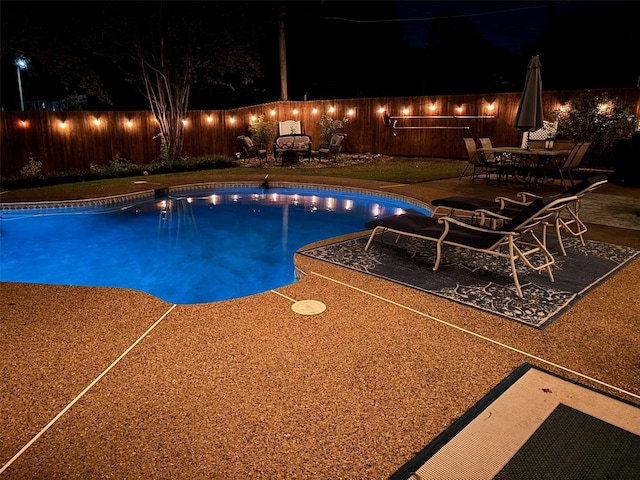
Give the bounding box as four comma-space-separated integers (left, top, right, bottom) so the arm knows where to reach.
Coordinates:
1, 1, 636, 111
399, 1, 531, 50
395, 1, 609, 52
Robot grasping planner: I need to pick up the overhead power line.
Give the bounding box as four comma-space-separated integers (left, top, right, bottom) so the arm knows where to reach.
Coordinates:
317, 2, 569, 24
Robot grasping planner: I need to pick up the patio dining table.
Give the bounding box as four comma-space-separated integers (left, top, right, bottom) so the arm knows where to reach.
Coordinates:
478, 146, 572, 186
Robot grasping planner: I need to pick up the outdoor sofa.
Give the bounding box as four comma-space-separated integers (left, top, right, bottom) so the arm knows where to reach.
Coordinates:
273, 133, 312, 163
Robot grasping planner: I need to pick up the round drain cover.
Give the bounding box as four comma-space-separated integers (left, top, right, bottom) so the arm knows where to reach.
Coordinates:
291, 300, 326, 315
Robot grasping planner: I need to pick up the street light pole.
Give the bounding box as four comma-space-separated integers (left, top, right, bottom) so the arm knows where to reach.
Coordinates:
15, 57, 28, 111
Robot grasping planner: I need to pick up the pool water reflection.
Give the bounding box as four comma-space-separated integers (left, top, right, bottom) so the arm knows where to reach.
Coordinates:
0, 185, 431, 304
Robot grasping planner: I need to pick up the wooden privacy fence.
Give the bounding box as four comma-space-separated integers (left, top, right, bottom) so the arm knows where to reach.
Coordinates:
1, 88, 638, 178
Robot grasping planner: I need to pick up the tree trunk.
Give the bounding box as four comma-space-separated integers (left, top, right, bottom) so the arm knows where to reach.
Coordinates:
136, 42, 190, 162
278, 9, 288, 101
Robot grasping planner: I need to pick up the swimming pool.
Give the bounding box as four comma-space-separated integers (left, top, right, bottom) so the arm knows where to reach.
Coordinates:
0, 183, 432, 304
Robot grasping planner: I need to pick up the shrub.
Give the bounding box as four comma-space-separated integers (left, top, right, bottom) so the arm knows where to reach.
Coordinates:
2, 155, 238, 189
248, 114, 277, 147
318, 114, 348, 144
20, 155, 43, 179
553, 92, 637, 166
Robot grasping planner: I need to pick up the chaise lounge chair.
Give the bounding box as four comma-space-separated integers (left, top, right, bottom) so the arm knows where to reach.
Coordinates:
430, 175, 608, 256
364, 195, 579, 298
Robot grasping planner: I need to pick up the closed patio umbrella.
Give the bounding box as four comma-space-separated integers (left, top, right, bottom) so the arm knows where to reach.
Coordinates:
514, 55, 544, 148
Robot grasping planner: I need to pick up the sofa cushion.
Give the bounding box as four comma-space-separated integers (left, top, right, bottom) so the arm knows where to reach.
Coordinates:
276, 135, 310, 151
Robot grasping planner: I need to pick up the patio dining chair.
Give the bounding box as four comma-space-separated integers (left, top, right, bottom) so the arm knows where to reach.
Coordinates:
538, 142, 578, 186
364, 195, 578, 298
479, 137, 497, 161
541, 142, 591, 188
461, 138, 492, 182
566, 141, 592, 184
478, 137, 505, 182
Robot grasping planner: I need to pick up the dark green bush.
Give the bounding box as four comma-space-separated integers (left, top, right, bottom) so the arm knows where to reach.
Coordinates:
248, 114, 278, 147
1, 155, 238, 189
553, 92, 637, 167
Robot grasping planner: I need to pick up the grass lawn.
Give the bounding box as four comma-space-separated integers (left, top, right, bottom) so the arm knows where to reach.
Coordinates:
0, 156, 466, 203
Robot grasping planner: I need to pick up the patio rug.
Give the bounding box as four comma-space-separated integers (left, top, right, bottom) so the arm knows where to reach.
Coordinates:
389, 363, 640, 479
299, 233, 639, 328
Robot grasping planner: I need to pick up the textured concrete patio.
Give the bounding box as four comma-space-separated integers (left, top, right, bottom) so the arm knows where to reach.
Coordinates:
2, 173, 639, 478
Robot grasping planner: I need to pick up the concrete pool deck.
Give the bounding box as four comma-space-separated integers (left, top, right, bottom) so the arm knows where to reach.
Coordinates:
2, 174, 639, 478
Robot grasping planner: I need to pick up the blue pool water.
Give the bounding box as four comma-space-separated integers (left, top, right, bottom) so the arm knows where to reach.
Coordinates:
0, 184, 431, 304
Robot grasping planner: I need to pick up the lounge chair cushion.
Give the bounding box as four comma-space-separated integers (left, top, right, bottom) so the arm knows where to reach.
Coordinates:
364, 213, 434, 235
500, 197, 551, 231
431, 196, 498, 211
566, 174, 608, 195
431, 196, 527, 220
365, 213, 504, 250
421, 222, 504, 250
